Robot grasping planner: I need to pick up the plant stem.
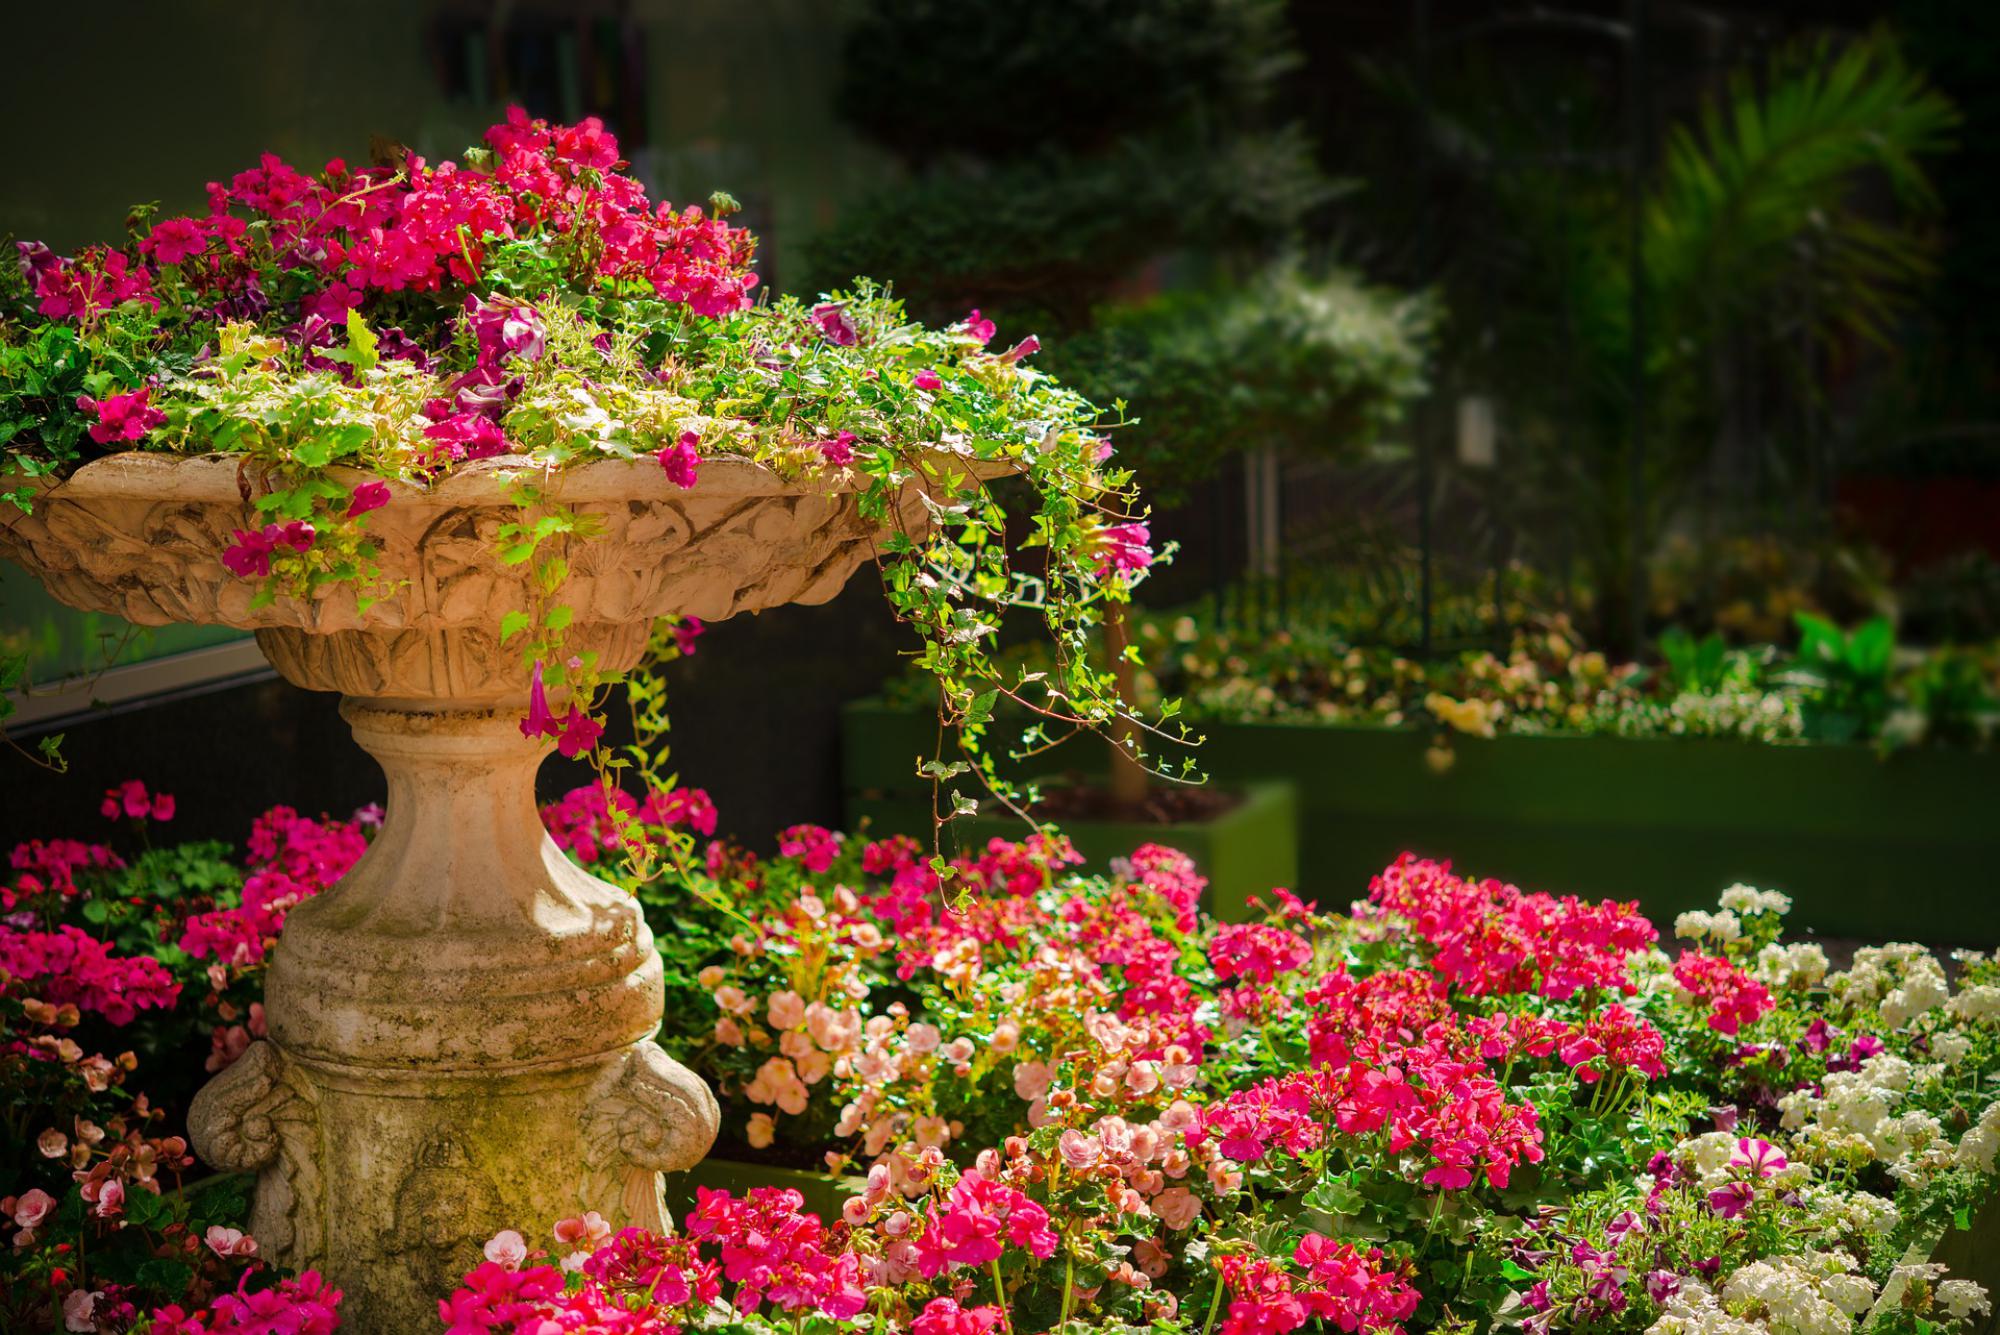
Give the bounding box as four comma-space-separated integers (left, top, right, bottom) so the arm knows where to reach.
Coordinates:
992, 1256, 1013, 1334
1104, 602, 1149, 807
1199, 1269, 1227, 1335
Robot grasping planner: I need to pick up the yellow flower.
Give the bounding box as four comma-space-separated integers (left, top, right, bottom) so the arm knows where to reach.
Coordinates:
1425, 692, 1496, 738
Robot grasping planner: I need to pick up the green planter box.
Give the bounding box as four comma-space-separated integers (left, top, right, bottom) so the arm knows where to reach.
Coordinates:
841, 698, 2000, 942
662, 1156, 866, 1222
1875, 1190, 2000, 1335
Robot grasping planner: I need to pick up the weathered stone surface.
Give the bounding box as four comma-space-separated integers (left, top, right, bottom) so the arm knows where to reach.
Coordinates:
0, 452, 947, 635
0, 450, 965, 1332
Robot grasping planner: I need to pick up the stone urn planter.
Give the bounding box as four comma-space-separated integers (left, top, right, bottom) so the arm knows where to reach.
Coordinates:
0, 450, 963, 1330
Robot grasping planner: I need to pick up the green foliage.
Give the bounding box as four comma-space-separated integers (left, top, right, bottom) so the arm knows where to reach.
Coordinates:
801, 133, 1335, 329
1893, 644, 2000, 747
1042, 264, 1436, 498
1657, 626, 1732, 694
1407, 33, 1959, 649
1789, 611, 1896, 742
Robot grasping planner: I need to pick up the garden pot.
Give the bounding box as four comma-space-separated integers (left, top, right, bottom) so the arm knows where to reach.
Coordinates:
0, 452, 965, 1331
842, 698, 2000, 941
662, 1156, 867, 1224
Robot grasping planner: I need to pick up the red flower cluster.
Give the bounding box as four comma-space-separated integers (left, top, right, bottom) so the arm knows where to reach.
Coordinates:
110, 111, 753, 331
149, 1271, 341, 1335
177, 806, 369, 969
910, 1171, 1058, 1277
21, 243, 156, 321
1210, 985, 1548, 1191
1212, 922, 1314, 987
541, 782, 720, 865
5, 837, 123, 909
0, 925, 179, 1025
1671, 951, 1775, 1035
75, 388, 165, 445
1364, 855, 1656, 1000
1558, 1004, 1669, 1082
1216, 1235, 1419, 1335
687, 1187, 868, 1318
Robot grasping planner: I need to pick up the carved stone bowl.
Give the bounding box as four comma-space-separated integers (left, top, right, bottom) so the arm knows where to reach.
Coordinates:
0, 450, 949, 702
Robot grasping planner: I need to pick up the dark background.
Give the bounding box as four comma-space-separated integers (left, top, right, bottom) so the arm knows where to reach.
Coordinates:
4, 0, 1994, 850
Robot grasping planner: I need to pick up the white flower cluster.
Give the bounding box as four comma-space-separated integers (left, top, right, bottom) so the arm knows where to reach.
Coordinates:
1955, 1099, 2000, 1174
1882, 1261, 1993, 1326
1829, 944, 1951, 1029
1677, 886, 1798, 955
1648, 1252, 1874, 1335
1780, 1054, 2000, 1185
1677, 910, 1744, 947
1723, 1250, 1877, 1334
1804, 1184, 1901, 1238
1720, 884, 1795, 917
1949, 984, 2000, 1026
1754, 941, 1830, 991
1608, 691, 1804, 743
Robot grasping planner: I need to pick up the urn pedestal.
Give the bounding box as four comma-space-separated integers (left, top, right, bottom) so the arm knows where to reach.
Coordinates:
0, 452, 953, 1331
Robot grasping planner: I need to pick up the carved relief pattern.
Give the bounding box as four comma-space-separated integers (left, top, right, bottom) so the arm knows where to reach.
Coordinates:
578, 1041, 722, 1229
0, 456, 939, 637
185, 1041, 323, 1268
391, 1136, 506, 1300
254, 622, 656, 697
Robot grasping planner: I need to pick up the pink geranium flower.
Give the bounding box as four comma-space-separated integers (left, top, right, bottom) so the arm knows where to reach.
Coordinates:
141, 216, 208, 265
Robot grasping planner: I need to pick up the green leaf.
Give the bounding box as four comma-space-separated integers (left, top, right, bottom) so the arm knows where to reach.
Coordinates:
1303, 1173, 1365, 1216
544, 605, 574, 632
135, 1258, 196, 1297
345, 308, 379, 374
500, 610, 532, 643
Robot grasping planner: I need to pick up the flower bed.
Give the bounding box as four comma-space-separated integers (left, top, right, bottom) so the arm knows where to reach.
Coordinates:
438, 828, 2000, 1335
9, 777, 2000, 1332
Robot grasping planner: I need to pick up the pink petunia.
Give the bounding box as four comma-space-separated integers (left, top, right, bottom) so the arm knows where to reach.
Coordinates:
811, 301, 859, 346
658, 430, 700, 489
1092, 522, 1153, 578
1730, 1137, 1788, 1179
75, 387, 166, 444
345, 481, 392, 518
820, 430, 857, 467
